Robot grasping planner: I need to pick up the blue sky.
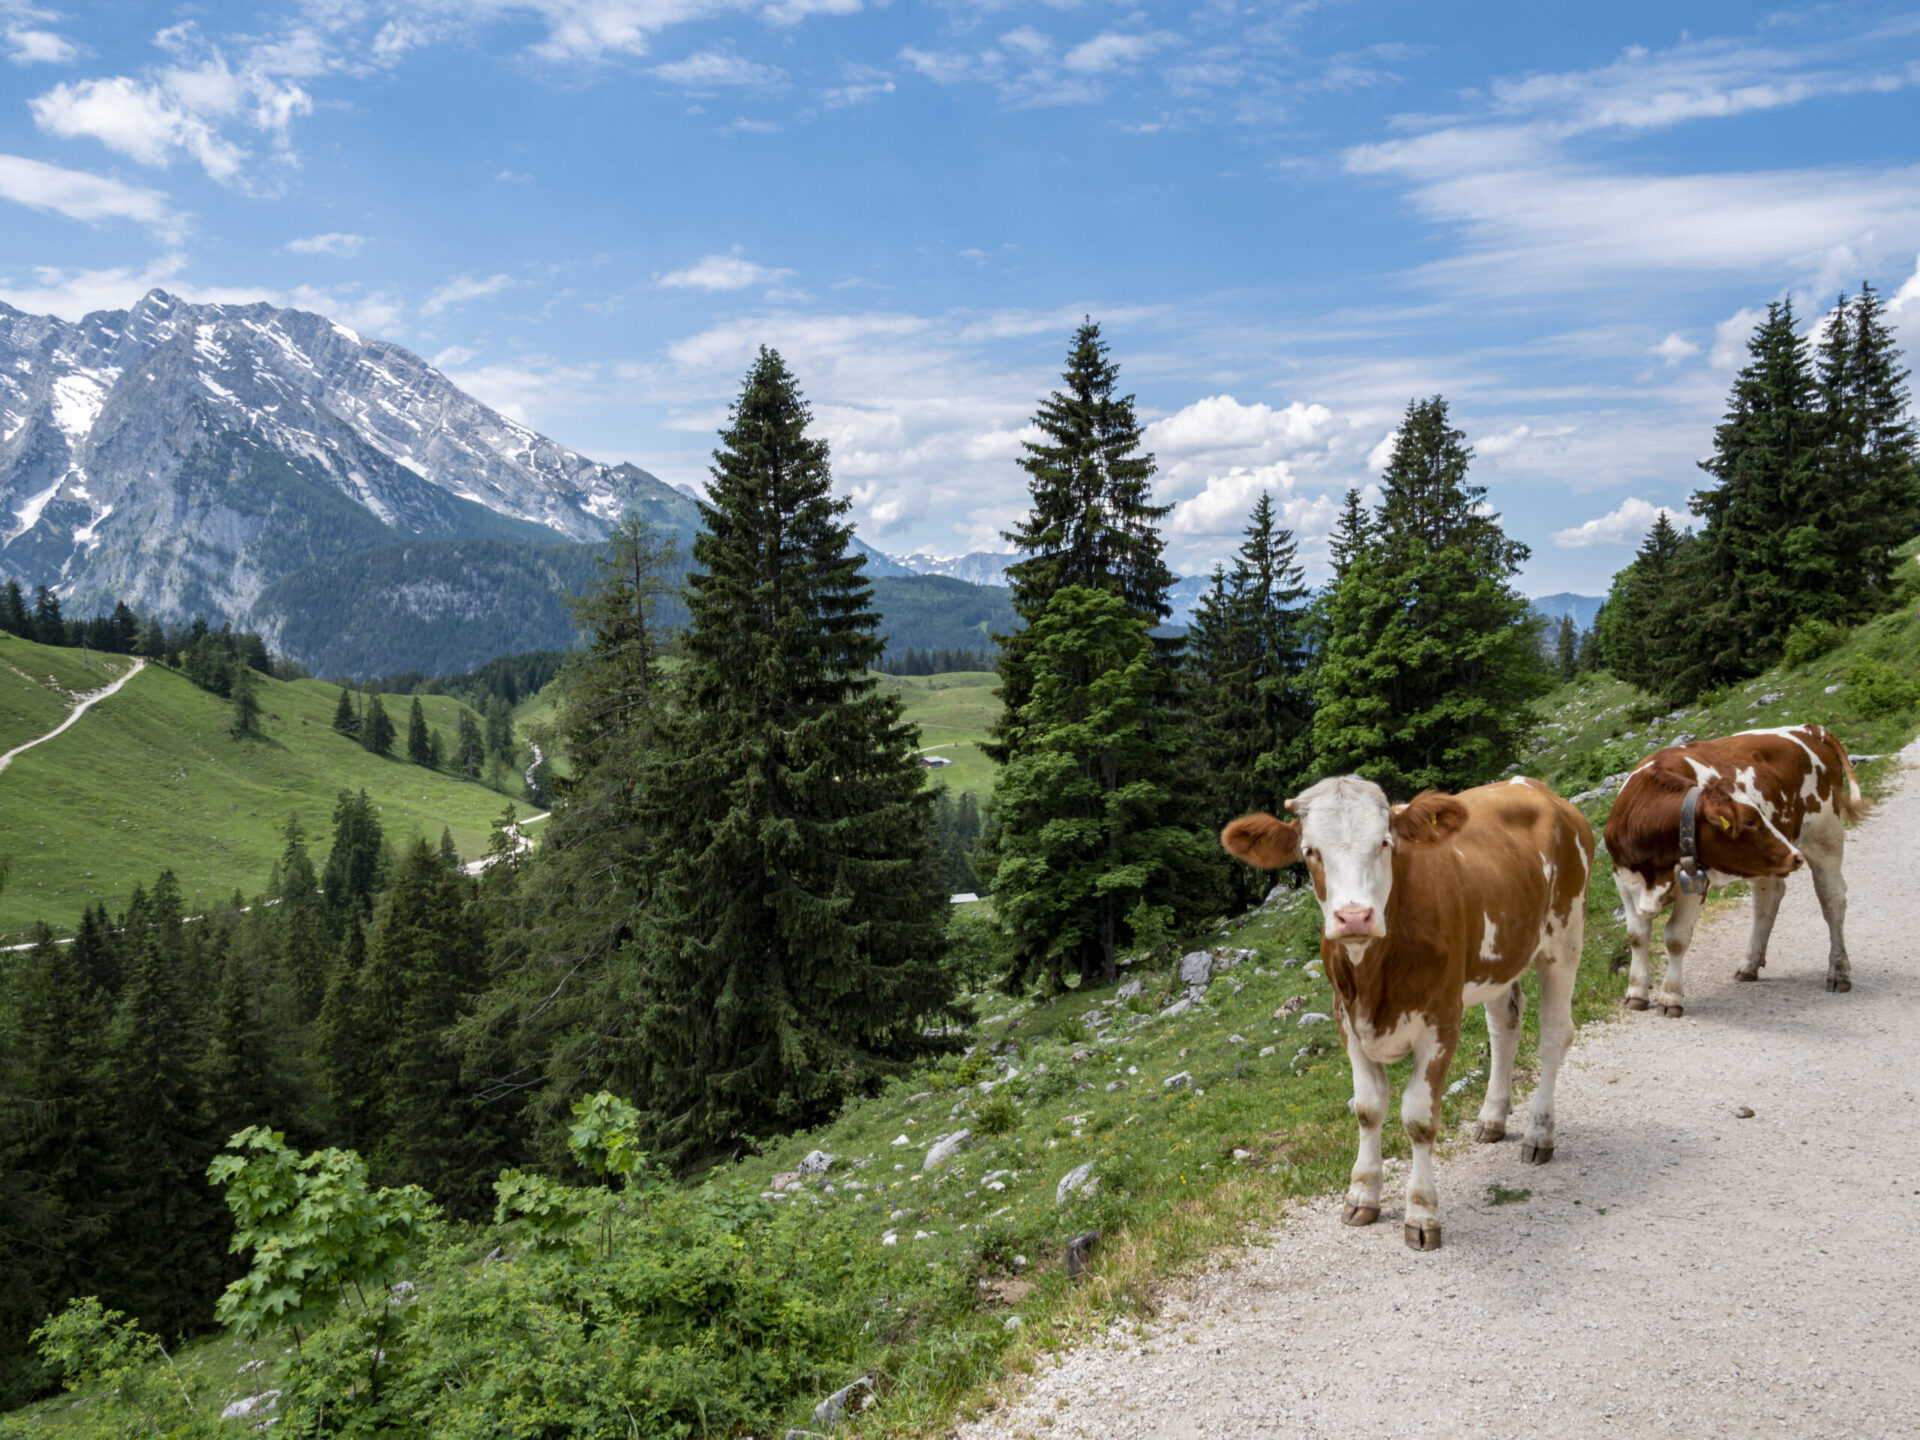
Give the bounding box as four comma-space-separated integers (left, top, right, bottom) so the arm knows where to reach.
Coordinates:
3, 1, 1919, 594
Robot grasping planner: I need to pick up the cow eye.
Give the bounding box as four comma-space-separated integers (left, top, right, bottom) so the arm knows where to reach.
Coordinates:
1379, 838, 1391, 850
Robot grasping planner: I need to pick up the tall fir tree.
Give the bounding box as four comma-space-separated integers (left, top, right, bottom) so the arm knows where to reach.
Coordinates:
1312, 397, 1549, 794
1554, 615, 1578, 682
315, 918, 367, 1148
623, 348, 957, 1162
465, 517, 681, 1156
406, 696, 432, 766
320, 789, 388, 927
1814, 284, 1920, 615
456, 708, 484, 779
987, 321, 1175, 764
361, 691, 396, 756
1596, 510, 1691, 693
981, 587, 1212, 991
1326, 486, 1372, 583
276, 816, 329, 1023
228, 659, 261, 739
331, 685, 360, 737
0, 578, 27, 637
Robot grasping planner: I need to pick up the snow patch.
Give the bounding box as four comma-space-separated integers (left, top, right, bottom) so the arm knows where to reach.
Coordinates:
73, 504, 113, 548
50, 371, 112, 447
7, 475, 67, 541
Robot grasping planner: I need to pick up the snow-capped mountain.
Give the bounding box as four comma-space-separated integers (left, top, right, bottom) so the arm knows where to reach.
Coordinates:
886, 550, 1016, 587
0, 289, 679, 621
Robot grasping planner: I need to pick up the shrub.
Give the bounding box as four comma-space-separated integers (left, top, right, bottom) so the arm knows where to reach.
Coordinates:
1053, 1016, 1091, 1045
1782, 618, 1848, 669
973, 1090, 1021, 1136
1846, 657, 1920, 718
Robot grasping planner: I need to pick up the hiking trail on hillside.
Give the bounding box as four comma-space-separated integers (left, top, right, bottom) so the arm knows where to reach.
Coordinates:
0, 657, 145, 776
958, 738, 1920, 1440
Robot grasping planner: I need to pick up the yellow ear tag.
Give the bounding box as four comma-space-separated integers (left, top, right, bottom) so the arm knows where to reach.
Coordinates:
1716, 816, 1730, 832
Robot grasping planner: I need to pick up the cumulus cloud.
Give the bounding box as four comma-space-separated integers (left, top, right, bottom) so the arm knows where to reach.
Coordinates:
0, 153, 181, 237
658, 252, 794, 290
1551, 495, 1683, 548
1649, 331, 1700, 364
6, 15, 78, 65
1710, 306, 1765, 369
28, 24, 316, 184
285, 231, 366, 256
285, 285, 405, 336
420, 272, 512, 316
1885, 252, 1920, 330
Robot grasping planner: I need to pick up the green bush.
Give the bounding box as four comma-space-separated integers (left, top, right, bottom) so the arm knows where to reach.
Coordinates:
1846, 657, 1920, 718
1782, 618, 1848, 669
973, 1089, 1022, 1136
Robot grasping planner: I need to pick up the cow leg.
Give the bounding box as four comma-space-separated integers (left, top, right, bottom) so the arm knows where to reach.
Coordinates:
1656, 889, 1705, 1018
1523, 955, 1577, 1164
1343, 1036, 1388, 1227
1616, 871, 1655, 1011
1805, 840, 1852, 992
1735, 875, 1786, 981
1475, 982, 1526, 1142
1401, 1024, 1453, 1250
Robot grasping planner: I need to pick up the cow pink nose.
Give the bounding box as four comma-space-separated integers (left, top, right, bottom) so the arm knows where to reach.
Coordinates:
1333, 906, 1375, 937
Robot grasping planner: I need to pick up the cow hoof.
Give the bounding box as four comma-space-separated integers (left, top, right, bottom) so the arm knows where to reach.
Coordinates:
1827, 974, 1852, 993
1734, 969, 1758, 983
1660, 1004, 1685, 1018
1520, 1141, 1554, 1165
1342, 1203, 1379, 1227
1473, 1121, 1505, 1143
1624, 996, 1649, 1011
1404, 1221, 1442, 1252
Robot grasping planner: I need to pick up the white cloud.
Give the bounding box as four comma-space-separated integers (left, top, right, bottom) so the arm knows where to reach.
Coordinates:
1062, 31, 1178, 76
761, 0, 860, 25
1147, 395, 1338, 458
7, 21, 77, 65
1551, 495, 1683, 548
285, 285, 406, 336
1649, 331, 1700, 365
441, 356, 604, 425
0, 153, 181, 237
420, 272, 512, 316
285, 231, 366, 256
658, 252, 794, 290
1886, 253, 1920, 330
1710, 306, 1764, 369
898, 46, 969, 83
28, 25, 315, 184
650, 50, 782, 88
432, 345, 477, 368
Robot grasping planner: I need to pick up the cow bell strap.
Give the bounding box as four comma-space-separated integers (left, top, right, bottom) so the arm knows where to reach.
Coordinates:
1677, 785, 1710, 894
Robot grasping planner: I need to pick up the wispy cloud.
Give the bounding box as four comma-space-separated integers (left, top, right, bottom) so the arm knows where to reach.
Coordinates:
285, 231, 366, 256
5, 4, 79, 66
659, 252, 793, 290
0, 152, 181, 237
650, 49, 783, 88
420, 271, 512, 316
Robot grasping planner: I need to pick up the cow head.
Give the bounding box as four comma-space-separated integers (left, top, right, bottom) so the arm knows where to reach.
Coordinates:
1221, 776, 1467, 955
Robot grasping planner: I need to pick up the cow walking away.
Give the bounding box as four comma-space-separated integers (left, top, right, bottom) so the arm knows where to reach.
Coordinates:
1603, 725, 1866, 1016
1223, 776, 1594, 1251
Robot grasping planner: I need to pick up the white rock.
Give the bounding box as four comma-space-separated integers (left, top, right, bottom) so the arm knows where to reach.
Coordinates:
1298, 1012, 1331, 1027
1178, 950, 1214, 986
1056, 1160, 1097, 1203
914, 1230, 933, 1241
220, 1391, 280, 1421
1259, 1045, 1276, 1057
1004, 1315, 1023, 1332
881, 1231, 898, 1245
889, 1133, 911, 1147
923, 1129, 971, 1170
1163, 1070, 1193, 1089
1115, 978, 1143, 1001
799, 1149, 836, 1174
1228, 1033, 1247, 1045
1159, 997, 1193, 1019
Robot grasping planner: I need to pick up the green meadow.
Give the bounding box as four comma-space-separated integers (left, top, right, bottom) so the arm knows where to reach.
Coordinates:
880, 669, 1001, 801
0, 641, 526, 937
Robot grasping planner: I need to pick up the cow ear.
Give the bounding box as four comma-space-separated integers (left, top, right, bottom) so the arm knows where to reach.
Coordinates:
1701, 787, 1745, 836
1391, 790, 1468, 845
1221, 813, 1301, 870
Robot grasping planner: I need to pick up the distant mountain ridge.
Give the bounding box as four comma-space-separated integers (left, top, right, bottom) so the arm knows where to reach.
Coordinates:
1530, 592, 1607, 631
886, 550, 1016, 587
0, 288, 694, 625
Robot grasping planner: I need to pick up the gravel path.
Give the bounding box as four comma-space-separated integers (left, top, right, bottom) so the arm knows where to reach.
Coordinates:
0, 656, 144, 775
958, 738, 1920, 1440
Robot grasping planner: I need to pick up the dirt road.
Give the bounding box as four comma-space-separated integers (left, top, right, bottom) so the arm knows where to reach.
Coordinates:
960, 739, 1920, 1440
0, 656, 144, 776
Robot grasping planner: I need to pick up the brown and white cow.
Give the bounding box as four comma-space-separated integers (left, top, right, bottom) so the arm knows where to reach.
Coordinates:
1603, 725, 1865, 1015
1223, 775, 1593, 1251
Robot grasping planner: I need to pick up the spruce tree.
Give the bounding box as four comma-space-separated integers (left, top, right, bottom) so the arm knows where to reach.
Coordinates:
277, 817, 328, 1023
484, 694, 514, 762
980, 587, 1211, 991
1326, 485, 1372, 582
406, 696, 431, 766
1577, 608, 1604, 673
466, 517, 681, 1153
315, 918, 367, 1148
625, 348, 956, 1161
456, 709, 484, 779
0, 578, 27, 637
1312, 397, 1549, 793
332, 686, 360, 736
1555, 615, 1578, 681
203, 939, 282, 1140
30, 586, 61, 645
320, 789, 388, 926
1815, 284, 1920, 615
987, 321, 1174, 764
1596, 510, 1690, 693
228, 659, 261, 739
361, 692, 396, 756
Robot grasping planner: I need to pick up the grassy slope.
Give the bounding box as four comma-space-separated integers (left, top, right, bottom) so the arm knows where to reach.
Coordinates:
879, 669, 1000, 801
0, 658, 527, 936
0, 637, 136, 754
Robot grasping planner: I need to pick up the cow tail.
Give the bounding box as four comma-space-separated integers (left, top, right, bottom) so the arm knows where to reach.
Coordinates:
1828, 731, 1870, 823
